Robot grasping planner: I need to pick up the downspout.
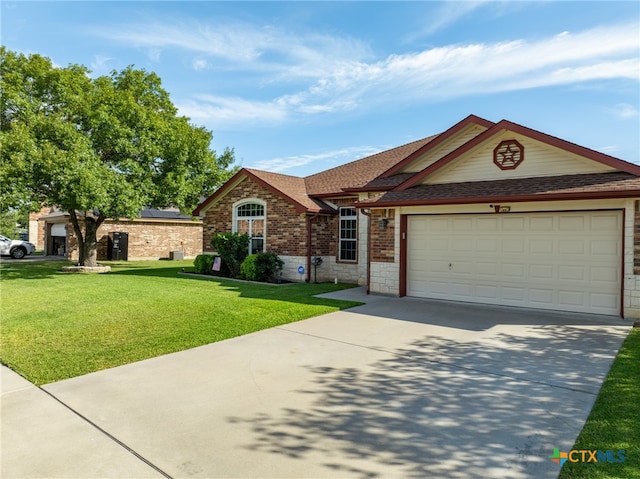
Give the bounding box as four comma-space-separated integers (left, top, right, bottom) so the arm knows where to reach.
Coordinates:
306, 212, 320, 283
360, 208, 372, 294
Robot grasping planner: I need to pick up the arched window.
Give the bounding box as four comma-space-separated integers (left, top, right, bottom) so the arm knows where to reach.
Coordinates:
234, 200, 266, 254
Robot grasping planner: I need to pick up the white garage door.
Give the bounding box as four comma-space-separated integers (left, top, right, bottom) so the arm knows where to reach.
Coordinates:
407, 211, 622, 315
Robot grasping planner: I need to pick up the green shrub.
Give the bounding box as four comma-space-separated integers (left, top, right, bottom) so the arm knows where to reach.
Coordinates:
194, 254, 214, 274
240, 254, 259, 281
211, 232, 249, 278
240, 252, 284, 283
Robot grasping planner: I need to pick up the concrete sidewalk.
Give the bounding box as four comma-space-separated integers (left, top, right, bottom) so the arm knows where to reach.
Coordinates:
1, 288, 631, 478
1, 365, 163, 477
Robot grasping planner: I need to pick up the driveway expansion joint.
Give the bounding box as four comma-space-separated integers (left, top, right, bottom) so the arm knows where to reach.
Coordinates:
38, 385, 174, 479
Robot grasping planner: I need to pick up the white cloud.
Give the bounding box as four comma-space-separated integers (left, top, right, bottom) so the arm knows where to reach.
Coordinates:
108, 19, 639, 129
598, 145, 621, 154
248, 146, 384, 173
610, 103, 639, 119
416, 1, 491, 36
178, 95, 288, 125
97, 20, 370, 78
90, 55, 113, 74
192, 58, 208, 71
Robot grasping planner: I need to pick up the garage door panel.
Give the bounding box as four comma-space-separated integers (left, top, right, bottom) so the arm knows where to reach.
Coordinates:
591, 215, 619, 229
502, 217, 526, 231
452, 238, 473, 252
558, 290, 587, 307
591, 266, 619, 282
407, 212, 621, 315
477, 217, 498, 230
530, 216, 554, 230
558, 265, 586, 281
502, 263, 525, 278
559, 240, 584, 254
590, 240, 618, 256
559, 216, 585, 231
502, 238, 525, 253
591, 293, 618, 309
530, 264, 554, 279
477, 262, 498, 276
476, 285, 498, 298
476, 239, 498, 252
529, 289, 554, 305
429, 238, 449, 252
452, 261, 474, 274
530, 239, 554, 254
453, 218, 473, 231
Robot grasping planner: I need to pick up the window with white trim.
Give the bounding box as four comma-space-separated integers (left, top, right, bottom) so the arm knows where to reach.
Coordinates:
339, 207, 357, 262
234, 201, 265, 254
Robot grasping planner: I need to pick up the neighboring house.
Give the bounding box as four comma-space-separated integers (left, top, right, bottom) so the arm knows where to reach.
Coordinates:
35, 207, 202, 260
195, 115, 640, 318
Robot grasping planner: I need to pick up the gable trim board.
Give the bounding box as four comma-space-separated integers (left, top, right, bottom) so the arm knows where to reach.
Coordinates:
196, 114, 640, 318
395, 120, 640, 191
379, 114, 495, 178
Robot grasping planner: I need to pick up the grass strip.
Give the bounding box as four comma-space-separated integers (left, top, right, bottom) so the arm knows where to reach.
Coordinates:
559, 328, 639, 479
0, 260, 361, 385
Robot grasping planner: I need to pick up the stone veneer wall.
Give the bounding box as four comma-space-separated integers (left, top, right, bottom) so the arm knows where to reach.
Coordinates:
67, 219, 203, 260
368, 208, 400, 295
278, 255, 363, 284
625, 199, 640, 317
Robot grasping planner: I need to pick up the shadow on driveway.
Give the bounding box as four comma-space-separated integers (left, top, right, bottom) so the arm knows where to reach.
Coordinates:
226, 301, 629, 478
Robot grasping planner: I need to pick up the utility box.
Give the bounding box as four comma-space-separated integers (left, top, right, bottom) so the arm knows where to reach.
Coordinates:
170, 250, 184, 260
108, 232, 129, 261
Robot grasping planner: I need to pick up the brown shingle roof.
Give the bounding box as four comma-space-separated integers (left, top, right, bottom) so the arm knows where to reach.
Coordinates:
358, 172, 640, 206
244, 169, 333, 213
304, 135, 438, 196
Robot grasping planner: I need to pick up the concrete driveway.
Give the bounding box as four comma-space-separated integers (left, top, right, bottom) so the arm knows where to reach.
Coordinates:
1, 288, 631, 478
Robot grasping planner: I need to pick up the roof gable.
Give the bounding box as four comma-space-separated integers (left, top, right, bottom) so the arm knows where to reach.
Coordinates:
193, 168, 333, 216
397, 119, 640, 190
380, 114, 494, 178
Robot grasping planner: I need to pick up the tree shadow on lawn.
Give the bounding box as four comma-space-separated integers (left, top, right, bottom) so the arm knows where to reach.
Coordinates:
109, 265, 364, 309
226, 323, 630, 479
0, 260, 73, 280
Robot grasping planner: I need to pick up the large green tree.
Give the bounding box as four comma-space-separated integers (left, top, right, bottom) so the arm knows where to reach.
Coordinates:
1, 47, 235, 266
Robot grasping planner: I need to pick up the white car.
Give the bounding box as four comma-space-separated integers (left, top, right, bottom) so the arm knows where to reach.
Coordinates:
0, 235, 36, 259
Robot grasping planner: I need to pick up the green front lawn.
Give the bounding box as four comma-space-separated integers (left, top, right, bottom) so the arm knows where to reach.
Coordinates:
0, 260, 361, 385
559, 328, 640, 479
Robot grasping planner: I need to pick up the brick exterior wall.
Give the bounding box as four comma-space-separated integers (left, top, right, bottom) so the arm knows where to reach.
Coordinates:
66, 219, 203, 260
310, 215, 334, 257
202, 177, 308, 256
200, 182, 368, 284
29, 206, 53, 250
370, 208, 395, 262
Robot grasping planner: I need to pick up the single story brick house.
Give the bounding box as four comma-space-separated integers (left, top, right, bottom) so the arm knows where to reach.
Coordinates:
195, 115, 640, 318
33, 207, 203, 260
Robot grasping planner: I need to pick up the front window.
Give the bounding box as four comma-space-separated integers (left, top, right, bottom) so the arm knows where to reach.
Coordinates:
235, 201, 265, 254
339, 207, 357, 262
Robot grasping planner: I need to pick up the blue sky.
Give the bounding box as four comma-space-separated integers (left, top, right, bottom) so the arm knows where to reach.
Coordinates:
2, 1, 639, 177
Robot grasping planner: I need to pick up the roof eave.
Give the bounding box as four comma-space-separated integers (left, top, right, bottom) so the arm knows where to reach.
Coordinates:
194, 168, 315, 216
357, 189, 640, 208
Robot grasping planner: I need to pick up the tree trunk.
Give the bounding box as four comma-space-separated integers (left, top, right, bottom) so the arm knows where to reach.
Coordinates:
69, 211, 102, 267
